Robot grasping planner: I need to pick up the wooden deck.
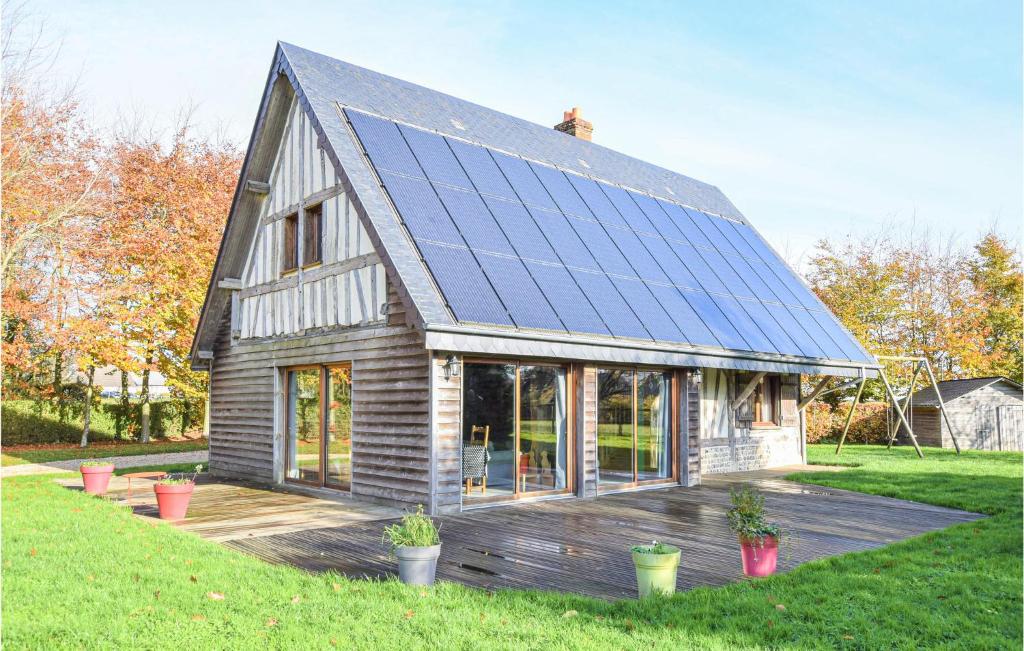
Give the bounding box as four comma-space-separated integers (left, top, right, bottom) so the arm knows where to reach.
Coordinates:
64, 469, 981, 600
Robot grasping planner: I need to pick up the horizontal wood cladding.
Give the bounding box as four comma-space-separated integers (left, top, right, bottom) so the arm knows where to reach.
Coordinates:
432, 353, 462, 514
685, 371, 701, 486
578, 365, 598, 497
209, 284, 431, 508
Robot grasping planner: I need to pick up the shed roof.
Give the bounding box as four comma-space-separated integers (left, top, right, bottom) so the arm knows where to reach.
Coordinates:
191, 43, 878, 376
910, 377, 1023, 406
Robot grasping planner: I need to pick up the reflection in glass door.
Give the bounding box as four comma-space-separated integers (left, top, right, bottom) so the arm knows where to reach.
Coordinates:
598, 368, 675, 488
326, 366, 352, 489
285, 364, 352, 490
597, 369, 634, 486
519, 365, 568, 495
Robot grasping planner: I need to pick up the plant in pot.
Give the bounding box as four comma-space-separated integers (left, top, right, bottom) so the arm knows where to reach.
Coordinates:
382, 505, 441, 586
726, 485, 782, 578
631, 540, 681, 598
153, 465, 203, 520
80, 461, 116, 495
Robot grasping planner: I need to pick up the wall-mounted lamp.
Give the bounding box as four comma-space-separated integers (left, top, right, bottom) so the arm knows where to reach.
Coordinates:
691, 368, 703, 385
443, 354, 461, 380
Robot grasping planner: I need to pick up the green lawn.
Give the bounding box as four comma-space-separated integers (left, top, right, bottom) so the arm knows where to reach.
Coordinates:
2, 445, 1020, 649
1, 440, 208, 467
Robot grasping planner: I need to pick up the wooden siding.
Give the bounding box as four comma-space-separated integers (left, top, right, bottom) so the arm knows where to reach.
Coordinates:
237, 95, 386, 340
683, 370, 701, 486
902, 382, 1024, 451
431, 353, 463, 514
209, 285, 431, 507
577, 365, 598, 497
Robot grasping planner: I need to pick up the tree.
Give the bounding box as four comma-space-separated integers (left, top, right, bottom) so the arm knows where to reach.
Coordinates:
968, 232, 1023, 383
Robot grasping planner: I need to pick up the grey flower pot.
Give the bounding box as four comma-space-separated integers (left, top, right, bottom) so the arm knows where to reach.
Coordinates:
394, 544, 441, 586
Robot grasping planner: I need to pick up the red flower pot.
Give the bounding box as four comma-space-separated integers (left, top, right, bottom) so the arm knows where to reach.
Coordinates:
153, 482, 195, 520
739, 535, 779, 577
80, 464, 115, 495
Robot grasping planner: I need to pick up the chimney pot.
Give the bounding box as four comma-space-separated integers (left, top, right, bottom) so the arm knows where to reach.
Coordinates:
554, 107, 593, 142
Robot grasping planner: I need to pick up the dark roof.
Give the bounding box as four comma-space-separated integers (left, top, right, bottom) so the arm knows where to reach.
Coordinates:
191, 42, 877, 375
910, 377, 1023, 406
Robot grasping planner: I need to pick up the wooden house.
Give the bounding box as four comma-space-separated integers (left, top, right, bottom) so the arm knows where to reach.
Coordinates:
190, 43, 879, 513
900, 377, 1023, 451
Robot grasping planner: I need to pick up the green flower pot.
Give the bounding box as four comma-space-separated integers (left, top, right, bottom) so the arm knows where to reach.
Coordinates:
631, 544, 681, 598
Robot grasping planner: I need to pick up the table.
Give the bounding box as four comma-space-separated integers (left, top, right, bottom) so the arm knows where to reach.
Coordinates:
123, 471, 168, 501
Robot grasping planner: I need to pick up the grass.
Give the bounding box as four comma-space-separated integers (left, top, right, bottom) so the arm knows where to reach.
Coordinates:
1, 439, 208, 467
2, 444, 1020, 649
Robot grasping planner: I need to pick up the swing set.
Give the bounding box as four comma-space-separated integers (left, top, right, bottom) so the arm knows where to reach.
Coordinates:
799, 355, 962, 458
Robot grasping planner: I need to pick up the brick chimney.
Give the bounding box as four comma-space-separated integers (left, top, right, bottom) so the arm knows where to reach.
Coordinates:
554, 107, 593, 141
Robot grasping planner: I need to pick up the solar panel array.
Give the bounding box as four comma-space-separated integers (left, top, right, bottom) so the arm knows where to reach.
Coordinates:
345, 108, 872, 363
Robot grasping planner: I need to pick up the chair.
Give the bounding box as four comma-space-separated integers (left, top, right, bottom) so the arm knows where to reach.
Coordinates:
463, 425, 490, 495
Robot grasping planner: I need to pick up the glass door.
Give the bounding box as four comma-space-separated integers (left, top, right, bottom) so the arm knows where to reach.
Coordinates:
462, 361, 571, 505
597, 368, 675, 488
285, 363, 352, 490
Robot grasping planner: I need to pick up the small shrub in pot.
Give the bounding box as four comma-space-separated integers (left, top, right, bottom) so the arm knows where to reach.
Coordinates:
153, 465, 203, 520
727, 485, 783, 577
382, 505, 441, 586
630, 540, 681, 598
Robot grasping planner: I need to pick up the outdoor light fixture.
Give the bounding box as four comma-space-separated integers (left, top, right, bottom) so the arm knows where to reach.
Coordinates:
692, 368, 703, 385
443, 354, 461, 380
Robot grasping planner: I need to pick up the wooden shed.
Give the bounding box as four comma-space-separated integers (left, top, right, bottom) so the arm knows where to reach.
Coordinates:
900, 377, 1023, 451
190, 43, 880, 514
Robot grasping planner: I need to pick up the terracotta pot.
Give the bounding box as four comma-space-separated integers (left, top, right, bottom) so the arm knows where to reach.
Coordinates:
80, 464, 115, 495
153, 482, 195, 520
739, 535, 779, 577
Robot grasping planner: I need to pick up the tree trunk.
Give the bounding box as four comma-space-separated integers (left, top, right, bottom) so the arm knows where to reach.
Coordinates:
140, 352, 152, 443
53, 349, 65, 426
81, 365, 95, 448
118, 370, 130, 440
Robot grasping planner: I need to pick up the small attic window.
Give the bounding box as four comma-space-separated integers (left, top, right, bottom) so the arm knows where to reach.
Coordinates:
282, 213, 298, 273
449, 118, 466, 130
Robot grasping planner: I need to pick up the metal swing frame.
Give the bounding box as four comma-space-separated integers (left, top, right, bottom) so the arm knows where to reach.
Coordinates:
831, 355, 962, 458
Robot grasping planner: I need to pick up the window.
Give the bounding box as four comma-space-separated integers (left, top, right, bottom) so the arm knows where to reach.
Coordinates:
285, 364, 351, 489
735, 373, 780, 427
303, 203, 322, 266
282, 213, 298, 272
461, 361, 570, 504
597, 368, 674, 488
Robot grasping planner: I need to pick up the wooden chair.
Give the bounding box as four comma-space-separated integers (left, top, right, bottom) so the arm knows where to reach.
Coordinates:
463, 425, 490, 495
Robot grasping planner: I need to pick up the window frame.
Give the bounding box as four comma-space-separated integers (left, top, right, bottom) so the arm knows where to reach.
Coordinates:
283, 362, 353, 490
736, 373, 781, 429
302, 203, 323, 268
281, 212, 299, 274
595, 365, 680, 492
461, 357, 575, 507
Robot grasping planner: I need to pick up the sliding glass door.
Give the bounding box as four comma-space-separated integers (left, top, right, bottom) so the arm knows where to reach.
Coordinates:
285, 364, 352, 490
462, 361, 571, 504
597, 368, 675, 488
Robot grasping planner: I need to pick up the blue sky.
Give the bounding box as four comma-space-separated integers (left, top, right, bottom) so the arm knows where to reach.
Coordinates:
31, 0, 1022, 262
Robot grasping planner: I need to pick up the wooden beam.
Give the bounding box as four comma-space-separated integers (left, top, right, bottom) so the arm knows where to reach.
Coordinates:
887, 361, 921, 450
731, 371, 766, 411
196, 350, 214, 360
246, 179, 271, 194
218, 278, 243, 291
878, 369, 924, 458
797, 377, 832, 411
835, 377, 867, 455
922, 358, 962, 454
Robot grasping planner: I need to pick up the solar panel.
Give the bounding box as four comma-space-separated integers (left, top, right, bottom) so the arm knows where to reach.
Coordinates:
446, 137, 518, 200
483, 197, 560, 263
378, 172, 463, 246
348, 110, 872, 364
476, 253, 565, 331
566, 175, 628, 227
418, 242, 512, 326
524, 260, 610, 335
567, 217, 636, 277
603, 225, 669, 283
434, 184, 515, 256
645, 283, 721, 347
570, 269, 650, 339
346, 110, 423, 178
530, 163, 594, 218
527, 207, 601, 272
600, 185, 658, 233
490, 151, 557, 210
397, 125, 472, 189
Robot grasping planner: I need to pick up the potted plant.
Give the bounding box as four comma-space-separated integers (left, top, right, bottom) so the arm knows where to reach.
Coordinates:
726, 485, 782, 577
153, 465, 203, 520
80, 461, 115, 495
630, 541, 681, 598
382, 505, 441, 586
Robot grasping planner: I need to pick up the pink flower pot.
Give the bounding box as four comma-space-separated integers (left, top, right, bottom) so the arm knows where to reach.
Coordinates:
153, 482, 195, 520
80, 464, 115, 495
739, 535, 779, 577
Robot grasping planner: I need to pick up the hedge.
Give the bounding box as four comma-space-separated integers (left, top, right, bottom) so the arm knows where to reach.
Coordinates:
1, 399, 205, 446
804, 401, 889, 444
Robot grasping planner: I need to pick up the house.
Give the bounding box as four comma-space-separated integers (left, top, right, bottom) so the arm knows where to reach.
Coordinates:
899, 377, 1023, 451
190, 43, 879, 513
